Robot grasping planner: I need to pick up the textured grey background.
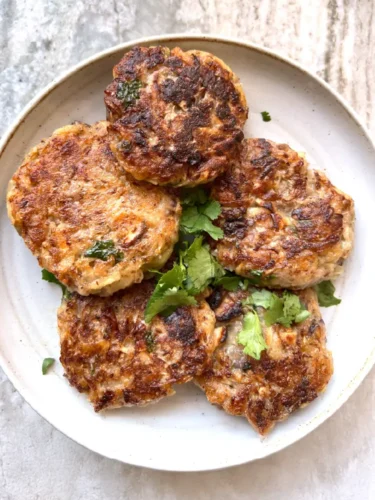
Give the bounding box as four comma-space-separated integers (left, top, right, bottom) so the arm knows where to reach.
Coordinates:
0, 1, 374, 499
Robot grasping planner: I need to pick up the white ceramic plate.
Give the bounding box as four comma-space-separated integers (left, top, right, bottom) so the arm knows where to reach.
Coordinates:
0, 35, 374, 472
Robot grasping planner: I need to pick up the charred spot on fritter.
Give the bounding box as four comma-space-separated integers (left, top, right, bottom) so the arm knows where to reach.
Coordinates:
214, 298, 243, 322
114, 46, 167, 78
223, 218, 248, 239
163, 308, 198, 345
104, 46, 248, 187
95, 390, 115, 412
207, 289, 224, 310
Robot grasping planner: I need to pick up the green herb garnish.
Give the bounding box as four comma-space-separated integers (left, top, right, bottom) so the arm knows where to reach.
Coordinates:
237, 289, 310, 358
144, 263, 196, 323
237, 311, 267, 360
264, 291, 310, 327
213, 271, 258, 291
180, 188, 208, 206
246, 289, 310, 327
144, 236, 225, 323
116, 79, 142, 108
261, 111, 271, 122
183, 236, 225, 295
145, 331, 155, 353
213, 275, 243, 291
248, 270, 264, 285
180, 188, 224, 240
314, 280, 341, 307
42, 358, 55, 375
249, 289, 274, 308
41, 269, 71, 299
84, 240, 124, 263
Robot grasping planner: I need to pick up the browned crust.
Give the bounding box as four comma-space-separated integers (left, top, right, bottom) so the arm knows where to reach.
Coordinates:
196, 287, 333, 435
104, 46, 248, 186
6, 121, 181, 296
58, 281, 218, 411
210, 138, 355, 288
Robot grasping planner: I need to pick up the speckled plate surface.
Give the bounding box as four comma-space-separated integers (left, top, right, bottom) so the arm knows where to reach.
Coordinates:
0, 35, 374, 472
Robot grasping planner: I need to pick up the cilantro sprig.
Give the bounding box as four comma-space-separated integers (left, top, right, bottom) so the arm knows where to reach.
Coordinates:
149, 239, 271, 323
244, 289, 310, 327
145, 237, 225, 322
314, 280, 341, 307
261, 111, 271, 122
180, 188, 224, 240
237, 311, 267, 360
84, 240, 124, 263
144, 263, 196, 323
183, 237, 225, 294
42, 269, 71, 299
42, 358, 55, 375
144, 331, 156, 352
116, 79, 142, 108
213, 274, 244, 291
237, 288, 311, 360
213, 270, 270, 291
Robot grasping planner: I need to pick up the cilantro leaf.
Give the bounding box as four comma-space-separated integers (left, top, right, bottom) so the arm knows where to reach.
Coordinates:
201, 199, 221, 220
41, 269, 62, 287
180, 188, 224, 240
237, 311, 267, 360
214, 275, 243, 291
42, 358, 55, 375
183, 237, 225, 294
282, 292, 302, 323
181, 235, 203, 261
264, 294, 285, 326
245, 269, 264, 285
239, 279, 250, 290
148, 263, 185, 297
116, 79, 142, 108
295, 310, 311, 323
42, 269, 71, 299
314, 281, 341, 307
144, 331, 155, 352
144, 236, 225, 322
144, 264, 194, 322
213, 271, 256, 292
84, 240, 124, 263
261, 111, 271, 122
249, 289, 310, 327
185, 246, 213, 294
180, 206, 224, 240
250, 289, 274, 308
181, 188, 208, 206
144, 287, 196, 323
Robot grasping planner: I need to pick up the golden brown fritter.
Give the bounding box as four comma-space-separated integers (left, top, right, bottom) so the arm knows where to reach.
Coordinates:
7, 121, 181, 296
210, 139, 355, 288
104, 46, 248, 187
58, 281, 219, 411
195, 287, 333, 435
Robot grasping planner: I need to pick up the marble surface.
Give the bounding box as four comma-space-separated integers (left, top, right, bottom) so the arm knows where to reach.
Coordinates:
0, 0, 374, 498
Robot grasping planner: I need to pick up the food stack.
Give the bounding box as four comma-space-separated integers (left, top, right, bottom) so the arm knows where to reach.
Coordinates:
7, 46, 354, 435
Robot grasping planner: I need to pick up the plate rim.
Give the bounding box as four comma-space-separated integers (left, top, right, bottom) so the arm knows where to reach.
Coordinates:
1, 33, 374, 472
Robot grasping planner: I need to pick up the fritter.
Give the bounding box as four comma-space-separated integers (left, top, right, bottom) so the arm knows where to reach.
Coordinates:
7, 121, 180, 296
195, 287, 333, 435
104, 45, 248, 186
58, 281, 219, 411
210, 138, 355, 288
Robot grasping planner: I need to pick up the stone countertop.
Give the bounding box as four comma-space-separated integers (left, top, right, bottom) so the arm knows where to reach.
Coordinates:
0, 1, 374, 499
